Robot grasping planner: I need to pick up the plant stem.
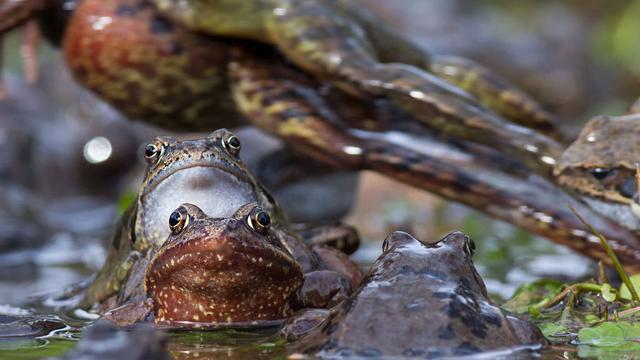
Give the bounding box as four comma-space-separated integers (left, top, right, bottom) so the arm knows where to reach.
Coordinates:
538, 283, 602, 310
570, 205, 640, 304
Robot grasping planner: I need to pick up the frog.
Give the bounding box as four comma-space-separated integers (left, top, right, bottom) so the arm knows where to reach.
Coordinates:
105, 203, 305, 326
82, 128, 362, 313
554, 114, 640, 233
5, 0, 640, 269
282, 231, 545, 358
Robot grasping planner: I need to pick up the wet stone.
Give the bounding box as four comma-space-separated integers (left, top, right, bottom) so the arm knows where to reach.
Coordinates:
51, 320, 170, 360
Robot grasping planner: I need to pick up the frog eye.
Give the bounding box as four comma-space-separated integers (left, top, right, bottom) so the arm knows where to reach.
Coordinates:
464, 238, 476, 255
247, 208, 271, 233
221, 133, 241, 156
591, 168, 610, 180
169, 207, 190, 235
144, 142, 164, 164
382, 238, 390, 252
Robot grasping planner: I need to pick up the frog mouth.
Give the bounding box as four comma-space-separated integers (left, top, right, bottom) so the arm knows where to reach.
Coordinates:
141, 164, 260, 244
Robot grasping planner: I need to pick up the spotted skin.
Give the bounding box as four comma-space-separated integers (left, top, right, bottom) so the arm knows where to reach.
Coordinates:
81, 129, 362, 318
63, 0, 242, 131
81, 129, 279, 309
135, 129, 278, 250
284, 231, 546, 357
146, 203, 304, 324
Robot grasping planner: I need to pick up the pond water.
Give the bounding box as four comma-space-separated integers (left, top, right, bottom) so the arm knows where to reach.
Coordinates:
0, 174, 598, 358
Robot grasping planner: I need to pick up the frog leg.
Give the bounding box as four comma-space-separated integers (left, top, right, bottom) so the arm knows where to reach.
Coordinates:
298, 270, 351, 309
427, 55, 568, 143
81, 207, 141, 308
262, 0, 563, 176
279, 308, 331, 342
82, 250, 141, 309
311, 245, 363, 289
102, 298, 154, 327
337, 2, 564, 141
229, 52, 640, 271
289, 222, 359, 255
287, 221, 363, 288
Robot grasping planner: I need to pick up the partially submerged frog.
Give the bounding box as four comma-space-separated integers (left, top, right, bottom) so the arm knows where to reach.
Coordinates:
106, 203, 308, 326
82, 129, 361, 314
283, 231, 545, 358
555, 114, 640, 232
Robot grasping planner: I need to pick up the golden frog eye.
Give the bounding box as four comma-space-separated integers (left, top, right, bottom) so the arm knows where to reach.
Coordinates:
144, 142, 164, 164
247, 208, 271, 233
169, 207, 189, 235
222, 134, 241, 155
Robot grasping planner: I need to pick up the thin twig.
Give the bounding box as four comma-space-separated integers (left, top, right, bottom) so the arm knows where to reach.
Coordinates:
597, 260, 607, 285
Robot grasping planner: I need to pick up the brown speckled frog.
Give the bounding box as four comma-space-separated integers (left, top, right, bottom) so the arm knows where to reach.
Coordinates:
282, 231, 545, 358
105, 203, 337, 327
555, 114, 640, 233
81, 128, 361, 315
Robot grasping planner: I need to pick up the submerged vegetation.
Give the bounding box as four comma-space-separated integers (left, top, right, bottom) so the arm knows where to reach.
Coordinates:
504, 207, 640, 356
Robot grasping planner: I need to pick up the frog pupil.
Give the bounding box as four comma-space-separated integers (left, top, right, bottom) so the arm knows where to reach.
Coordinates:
169, 211, 182, 228
256, 211, 270, 227
591, 168, 609, 180
468, 238, 476, 252
228, 136, 240, 150
145, 144, 158, 158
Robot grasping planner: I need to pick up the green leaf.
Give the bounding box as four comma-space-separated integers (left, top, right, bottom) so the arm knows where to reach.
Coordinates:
502, 279, 563, 314
621, 322, 640, 341
579, 321, 640, 347
541, 323, 567, 338
601, 283, 617, 302
579, 322, 625, 347
619, 274, 640, 300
